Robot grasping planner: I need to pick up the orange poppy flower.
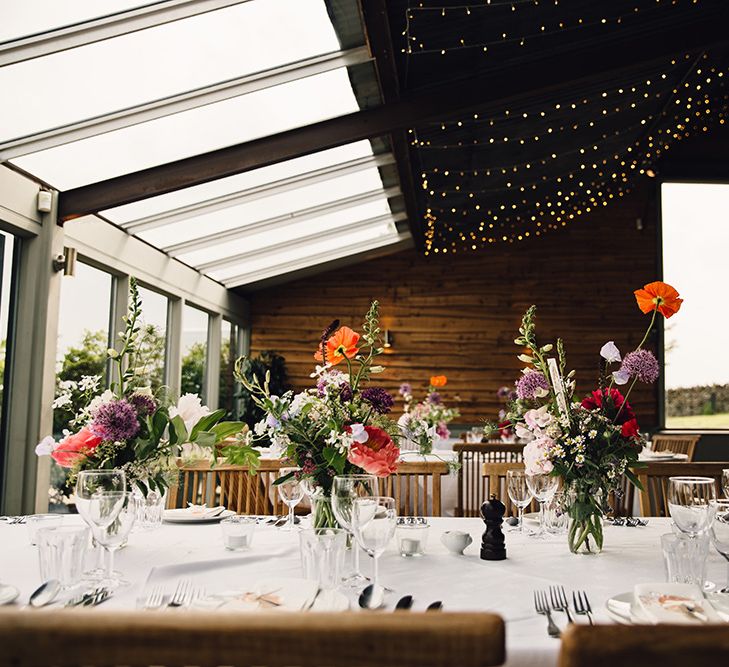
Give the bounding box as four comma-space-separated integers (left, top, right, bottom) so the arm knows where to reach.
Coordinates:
314, 326, 361, 366
430, 375, 448, 387
634, 281, 683, 318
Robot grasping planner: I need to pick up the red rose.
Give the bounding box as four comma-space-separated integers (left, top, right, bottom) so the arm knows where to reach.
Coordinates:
581, 388, 635, 425
51, 427, 102, 468
347, 426, 399, 478
620, 418, 640, 439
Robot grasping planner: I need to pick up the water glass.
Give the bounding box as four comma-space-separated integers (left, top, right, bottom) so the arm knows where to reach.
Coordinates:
37, 526, 90, 589
277, 467, 303, 531
396, 517, 429, 557
26, 514, 63, 546
709, 499, 729, 592
221, 516, 256, 551
133, 487, 166, 531
661, 531, 709, 588
506, 470, 533, 533
299, 527, 347, 591
526, 473, 558, 537
544, 492, 568, 535
352, 496, 397, 595
667, 476, 717, 537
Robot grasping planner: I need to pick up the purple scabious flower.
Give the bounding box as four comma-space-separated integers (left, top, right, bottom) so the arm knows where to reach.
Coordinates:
339, 383, 353, 402
398, 383, 412, 397
361, 387, 394, 414
515, 370, 550, 400
128, 392, 157, 418
621, 349, 660, 383
91, 399, 140, 442
497, 386, 512, 400
427, 391, 442, 405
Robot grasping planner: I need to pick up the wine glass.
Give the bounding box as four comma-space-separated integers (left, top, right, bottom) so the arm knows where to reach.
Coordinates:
507, 469, 533, 533
75, 470, 126, 579
722, 469, 729, 498
709, 499, 729, 593
91, 492, 137, 588
276, 467, 303, 531
352, 496, 397, 602
668, 476, 717, 538
331, 474, 377, 586
525, 473, 558, 538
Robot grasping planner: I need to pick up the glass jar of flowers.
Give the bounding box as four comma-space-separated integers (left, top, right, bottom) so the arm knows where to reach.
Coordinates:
504, 281, 683, 554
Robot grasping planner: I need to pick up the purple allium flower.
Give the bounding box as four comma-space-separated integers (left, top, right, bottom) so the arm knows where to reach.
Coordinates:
398, 383, 412, 397
128, 392, 157, 418
427, 391, 442, 405
361, 387, 394, 414
515, 370, 550, 400
620, 349, 660, 383
339, 383, 353, 402
91, 399, 139, 442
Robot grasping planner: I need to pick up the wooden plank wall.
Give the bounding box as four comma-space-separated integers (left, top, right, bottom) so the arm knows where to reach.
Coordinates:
249, 182, 660, 427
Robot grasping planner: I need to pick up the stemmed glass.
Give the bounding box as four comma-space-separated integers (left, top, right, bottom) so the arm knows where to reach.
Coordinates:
667, 476, 717, 538
507, 470, 533, 533
722, 469, 729, 498
277, 467, 303, 531
525, 473, 558, 538
709, 500, 729, 593
91, 491, 137, 588
75, 470, 126, 579
331, 474, 377, 586
352, 496, 397, 600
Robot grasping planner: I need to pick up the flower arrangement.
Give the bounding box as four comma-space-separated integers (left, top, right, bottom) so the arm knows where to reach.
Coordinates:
506, 281, 682, 554
36, 278, 252, 496
225, 301, 400, 526
397, 375, 460, 454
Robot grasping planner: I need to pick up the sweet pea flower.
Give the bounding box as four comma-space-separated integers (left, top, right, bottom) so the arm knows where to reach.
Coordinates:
523, 437, 554, 475
600, 341, 622, 364
35, 435, 57, 456
348, 423, 369, 444
525, 405, 552, 431
612, 369, 631, 385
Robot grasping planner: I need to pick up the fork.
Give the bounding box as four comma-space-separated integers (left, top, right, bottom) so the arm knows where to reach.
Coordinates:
534, 590, 561, 638
144, 585, 165, 610
572, 590, 594, 625
168, 580, 192, 608
549, 585, 574, 623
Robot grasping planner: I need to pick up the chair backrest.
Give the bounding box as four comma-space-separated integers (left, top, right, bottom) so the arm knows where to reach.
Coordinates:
559, 623, 729, 667
637, 462, 726, 517
378, 460, 450, 516
0, 609, 506, 667
650, 434, 700, 461
480, 461, 537, 517
454, 444, 524, 517
169, 460, 286, 515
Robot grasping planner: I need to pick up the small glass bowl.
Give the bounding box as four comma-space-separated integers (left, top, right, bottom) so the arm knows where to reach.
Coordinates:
396, 517, 429, 557
221, 516, 256, 551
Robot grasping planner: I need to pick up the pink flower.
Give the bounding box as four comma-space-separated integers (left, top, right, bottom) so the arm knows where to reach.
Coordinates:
50, 427, 102, 468
347, 426, 399, 478
523, 437, 554, 475
525, 406, 552, 431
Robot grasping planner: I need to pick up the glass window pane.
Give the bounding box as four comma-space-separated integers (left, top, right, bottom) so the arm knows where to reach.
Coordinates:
0, 0, 340, 138
0, 231, 17, 502
662, 182, 729, 429
181, 304, 208, 399
135, 285, 168, 393
13, 68, 361, 190
219, 319, 239, 417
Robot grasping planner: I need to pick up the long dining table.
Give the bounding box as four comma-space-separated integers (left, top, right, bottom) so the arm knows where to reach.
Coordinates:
1, 515, 726, 667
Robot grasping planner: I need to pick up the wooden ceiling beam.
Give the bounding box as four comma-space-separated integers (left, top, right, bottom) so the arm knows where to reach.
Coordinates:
57, 8, 729, 221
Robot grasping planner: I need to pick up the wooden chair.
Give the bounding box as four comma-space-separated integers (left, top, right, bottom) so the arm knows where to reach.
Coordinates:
454, 444, 524, 517
559, 623, 729, 667
650, 433, 700, 461
378, 460, 450, 516
168, 460, 286, 515
0, 609, 506, 667
636, 461, 726, 516
481, 462, 538, 518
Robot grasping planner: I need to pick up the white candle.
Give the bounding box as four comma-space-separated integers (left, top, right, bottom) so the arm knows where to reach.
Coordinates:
225, 534, 250, 550
401, 537, 421, 556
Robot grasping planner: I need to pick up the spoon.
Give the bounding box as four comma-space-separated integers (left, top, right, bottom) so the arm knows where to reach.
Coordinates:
394, 595, 414, 610
358, 584, 385, 610
29, 579, 61, 607
426, 600, 443, 611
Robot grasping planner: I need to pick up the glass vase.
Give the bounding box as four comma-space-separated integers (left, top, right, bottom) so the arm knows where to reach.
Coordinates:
567, 488, 604, 555
311, 495, 339, 529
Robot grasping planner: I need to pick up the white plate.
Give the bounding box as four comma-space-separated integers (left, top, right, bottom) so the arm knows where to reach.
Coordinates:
0, 584, 19, 606
605, 591, 652, 625
163, 509, 236, 524
523, 512, 540, 525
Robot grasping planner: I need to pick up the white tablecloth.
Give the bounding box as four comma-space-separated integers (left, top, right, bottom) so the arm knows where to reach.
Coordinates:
1, 516, 725, 667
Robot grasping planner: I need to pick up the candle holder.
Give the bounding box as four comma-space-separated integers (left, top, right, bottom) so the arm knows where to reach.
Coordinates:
396, 517, 429, 557
221, 516, 256, 551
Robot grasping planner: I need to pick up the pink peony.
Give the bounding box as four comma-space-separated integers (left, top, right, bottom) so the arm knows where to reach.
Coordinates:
347, 426, 399, 478
51, 427, 102, 468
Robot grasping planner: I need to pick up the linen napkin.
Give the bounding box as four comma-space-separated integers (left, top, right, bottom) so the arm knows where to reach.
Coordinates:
633, 583, 722, 624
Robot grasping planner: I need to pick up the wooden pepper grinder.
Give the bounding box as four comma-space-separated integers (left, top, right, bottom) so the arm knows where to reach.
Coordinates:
480, 494, 506, 560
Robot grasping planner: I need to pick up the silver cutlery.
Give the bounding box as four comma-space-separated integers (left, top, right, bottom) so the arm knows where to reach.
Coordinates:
549, 585, 573, 623
394, 595, 413, 610
534, 590, 561, 638
144, 585, 165, 610
29, 579, 61, 607
3, 516, 27, 524
426, 601, 443, 611
572, 590, 594, 625
168, 579, 192, 608
65, 587, 111, 608
358, 584, 385, 610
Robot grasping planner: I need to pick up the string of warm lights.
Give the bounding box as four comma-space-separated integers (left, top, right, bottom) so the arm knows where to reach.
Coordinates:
413, 51, 728, 254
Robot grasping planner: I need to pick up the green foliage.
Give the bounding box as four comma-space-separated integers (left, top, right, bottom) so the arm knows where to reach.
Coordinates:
236, 350, 289, 429
181, 342, 205, 396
